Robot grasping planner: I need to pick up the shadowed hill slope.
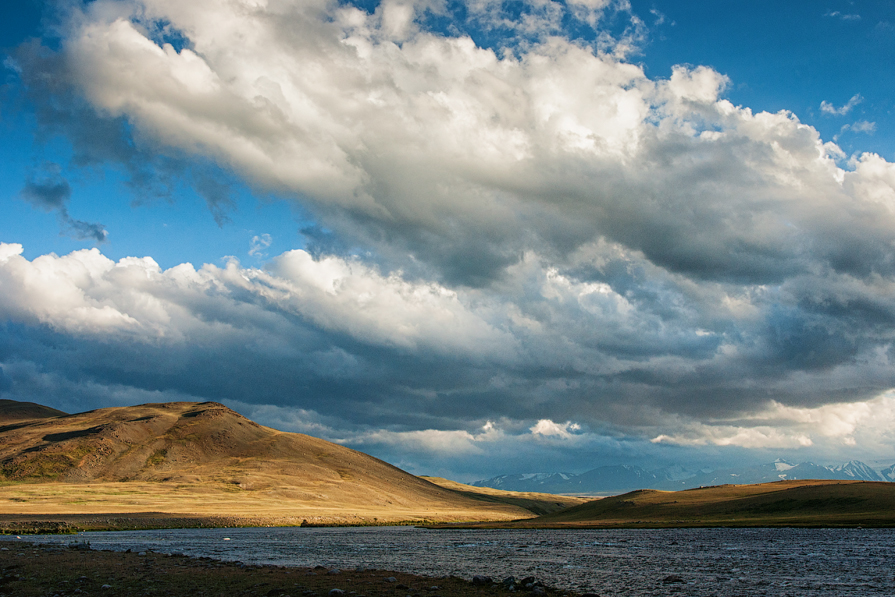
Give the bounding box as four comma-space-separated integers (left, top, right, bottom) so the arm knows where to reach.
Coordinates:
0, 400, 67, 424
0, 401, 539, 525
445, 479, 895, 528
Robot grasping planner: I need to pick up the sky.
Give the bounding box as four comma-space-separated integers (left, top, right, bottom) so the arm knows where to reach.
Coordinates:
2, 0, 895, 482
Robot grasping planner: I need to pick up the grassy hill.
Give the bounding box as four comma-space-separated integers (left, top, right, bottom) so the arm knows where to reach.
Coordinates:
440, 479, 895, 528
0, 400, 554, 528
0, 399, 67, 423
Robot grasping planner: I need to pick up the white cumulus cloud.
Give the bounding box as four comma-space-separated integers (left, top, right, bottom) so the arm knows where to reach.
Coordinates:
821, 94, 863, 116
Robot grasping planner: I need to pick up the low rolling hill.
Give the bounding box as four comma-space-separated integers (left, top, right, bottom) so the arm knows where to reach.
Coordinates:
446, 479, 895, 528
0, 400, 67, 423
0, 400, 560, 529
422, 477, 588, 515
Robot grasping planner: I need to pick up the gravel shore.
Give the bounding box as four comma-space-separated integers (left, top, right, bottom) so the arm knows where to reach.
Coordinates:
0, 539, 574, 597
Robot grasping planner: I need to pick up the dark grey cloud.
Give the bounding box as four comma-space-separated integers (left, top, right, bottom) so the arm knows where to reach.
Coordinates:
20, 162, 108, 242
192, 168, 236, 227
0, 318, 801, 481
1, 241, 893, 432
300, 225, 349, 259
21, 165, 71, 211
62, 216, 107, 242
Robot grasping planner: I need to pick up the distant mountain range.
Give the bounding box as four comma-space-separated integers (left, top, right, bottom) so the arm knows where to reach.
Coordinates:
473, 459, 895, 496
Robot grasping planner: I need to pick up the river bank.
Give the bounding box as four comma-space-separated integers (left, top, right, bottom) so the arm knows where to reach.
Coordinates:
0, 512, 446, 534
0, 539, 569, 597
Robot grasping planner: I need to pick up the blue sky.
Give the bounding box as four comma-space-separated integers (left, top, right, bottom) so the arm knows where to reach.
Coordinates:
1, 0, 895, 481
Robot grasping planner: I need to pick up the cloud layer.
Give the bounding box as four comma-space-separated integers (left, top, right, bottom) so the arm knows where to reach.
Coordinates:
53, 1, 895, 286
3, 0, 895, 476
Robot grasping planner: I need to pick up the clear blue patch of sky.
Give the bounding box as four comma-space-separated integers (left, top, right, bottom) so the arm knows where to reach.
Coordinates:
0, 0, 43, 50
635, 0, 895, 159
1, 166, 310, 272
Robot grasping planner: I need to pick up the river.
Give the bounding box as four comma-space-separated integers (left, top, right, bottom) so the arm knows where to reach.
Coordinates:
18, 526, 895, 596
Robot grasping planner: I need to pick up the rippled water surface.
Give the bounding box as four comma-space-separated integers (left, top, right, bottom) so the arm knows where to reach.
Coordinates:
23, 527, 895, 596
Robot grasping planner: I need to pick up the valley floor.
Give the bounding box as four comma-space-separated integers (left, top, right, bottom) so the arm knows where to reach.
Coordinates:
0, 481, 539, 532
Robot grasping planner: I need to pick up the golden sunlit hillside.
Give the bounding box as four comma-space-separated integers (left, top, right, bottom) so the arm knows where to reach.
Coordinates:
0, 400, 552, 530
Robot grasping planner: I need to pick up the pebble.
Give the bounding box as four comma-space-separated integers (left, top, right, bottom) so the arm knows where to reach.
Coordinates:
662, 575, 685, 584
329, 589, 344, 597
384, 577, 397, 583
472, 575, 492, 586
328, 569, 341, 575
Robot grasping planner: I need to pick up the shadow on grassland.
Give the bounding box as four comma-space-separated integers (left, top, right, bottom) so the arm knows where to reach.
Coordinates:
426, 479, 895, 528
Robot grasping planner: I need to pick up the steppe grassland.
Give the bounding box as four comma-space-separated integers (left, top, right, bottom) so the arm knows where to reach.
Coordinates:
0, 479, 537, 525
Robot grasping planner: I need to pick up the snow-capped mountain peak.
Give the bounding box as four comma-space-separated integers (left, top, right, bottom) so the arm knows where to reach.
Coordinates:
833, 460, 883, 481
881, 464, 895, 482
774, 459, 795, 472
472, 459, 892, 495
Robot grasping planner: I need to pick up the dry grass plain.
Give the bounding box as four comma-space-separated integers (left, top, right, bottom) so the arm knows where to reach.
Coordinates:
0, 480, 535, 531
